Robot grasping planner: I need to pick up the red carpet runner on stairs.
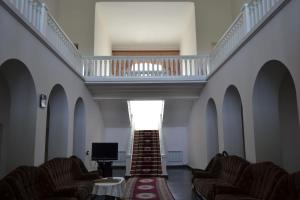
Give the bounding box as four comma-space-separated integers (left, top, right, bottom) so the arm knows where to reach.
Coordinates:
130, 130, 162, 176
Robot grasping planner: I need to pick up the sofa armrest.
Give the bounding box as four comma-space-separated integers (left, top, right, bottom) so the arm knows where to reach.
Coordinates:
213, 185, 243, 195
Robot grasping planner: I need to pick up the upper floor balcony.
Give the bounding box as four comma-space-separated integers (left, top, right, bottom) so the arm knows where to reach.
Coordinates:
1, 0, 287, 86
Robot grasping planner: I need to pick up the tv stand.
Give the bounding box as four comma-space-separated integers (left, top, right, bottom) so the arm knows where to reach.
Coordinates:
96, 161, 113, 177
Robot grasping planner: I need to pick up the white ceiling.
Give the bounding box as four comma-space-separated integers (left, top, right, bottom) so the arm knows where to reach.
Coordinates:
96, 2, 195, 50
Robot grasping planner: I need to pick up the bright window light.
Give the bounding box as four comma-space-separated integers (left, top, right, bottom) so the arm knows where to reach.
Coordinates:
128, 100, 164, 130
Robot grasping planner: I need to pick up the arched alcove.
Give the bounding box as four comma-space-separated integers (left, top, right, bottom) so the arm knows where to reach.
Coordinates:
73, 98, 86, 161
0, 59, 37, 178
206, 98, 219, 159
45, 84, 68, 161
223, 85, 245, 158
253, 60, 300, 172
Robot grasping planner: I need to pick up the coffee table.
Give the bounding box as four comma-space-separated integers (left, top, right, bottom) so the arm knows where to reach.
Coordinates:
91, 177, 125, 200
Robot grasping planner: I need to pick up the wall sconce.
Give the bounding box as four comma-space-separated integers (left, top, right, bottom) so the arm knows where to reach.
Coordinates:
39, 94, 47, 108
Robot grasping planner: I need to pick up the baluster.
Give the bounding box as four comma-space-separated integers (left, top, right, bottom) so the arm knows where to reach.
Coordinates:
170, 59, 173, 76
189, 59, 192, 76
179, 58, 182, 76
32, 1, 37, 27
123, 59, 126, 77
266, 0, 271, 12
28, 0, 33, 23
23, 0, 28, 19
271, 0, 275, 7
141, 59, 144, 77
112, 59, 116, 77
105, 59, 108, 77
151, 59, 153, 77
255, 1, 259, 24
120, 59, 123, 77
192, 59, 196, 76
116, 60, 119, 77
125, 59, 130, 76
174, 58, 178, 76
19, 0, 24, 14
163, 59, 167, 77
94, 59, 97, 76
15, 0, 19, 10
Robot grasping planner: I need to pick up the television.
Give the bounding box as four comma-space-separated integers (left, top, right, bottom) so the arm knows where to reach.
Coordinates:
92, 143, 118, 161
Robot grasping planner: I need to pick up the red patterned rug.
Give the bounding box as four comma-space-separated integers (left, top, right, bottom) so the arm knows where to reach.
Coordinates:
124, 177, 174, 200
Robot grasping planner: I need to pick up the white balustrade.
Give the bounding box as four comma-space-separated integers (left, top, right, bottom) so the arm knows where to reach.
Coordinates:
4, 0, 82, 74
209, 0, 285, 74
3, 0, 287, 79
125, 115, 135, 176
46, 14, 82, 72
82, 55, 210, 79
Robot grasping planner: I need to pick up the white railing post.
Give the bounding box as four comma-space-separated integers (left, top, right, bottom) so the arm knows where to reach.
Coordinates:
39, 3, 47, 35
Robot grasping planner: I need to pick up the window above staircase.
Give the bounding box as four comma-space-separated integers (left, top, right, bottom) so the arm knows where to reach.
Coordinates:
128, 100, 164, 130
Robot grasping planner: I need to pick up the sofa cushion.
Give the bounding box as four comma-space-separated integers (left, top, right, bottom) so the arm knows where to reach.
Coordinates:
193, 178, 233, 200
0, 179, 16, 200
219, 156, 249, 185
236, 162, 287, 199
268, 173, 298, 200
5, 166, 42, 200
39, 157, 94, 200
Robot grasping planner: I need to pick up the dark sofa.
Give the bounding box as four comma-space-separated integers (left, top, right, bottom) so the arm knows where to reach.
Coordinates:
192, 154, 299, 200
0, 166, 76, 200
39, 157, 98, 200
192, 154, 249, 200
0, 156, 100, 200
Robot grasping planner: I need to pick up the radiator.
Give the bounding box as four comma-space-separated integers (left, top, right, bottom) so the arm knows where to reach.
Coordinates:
167, 151, 183, 163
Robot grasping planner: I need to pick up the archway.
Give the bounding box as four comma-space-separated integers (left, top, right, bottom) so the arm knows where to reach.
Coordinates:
0, 59, 37, 177
73, 98, 86, 160
223, 85, 245, 158
253, 60, 300, 172
45, 84, 68, 161
206, 98, 219, 159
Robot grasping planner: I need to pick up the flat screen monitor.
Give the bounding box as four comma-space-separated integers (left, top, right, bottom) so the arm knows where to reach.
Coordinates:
92, 143, 118, 161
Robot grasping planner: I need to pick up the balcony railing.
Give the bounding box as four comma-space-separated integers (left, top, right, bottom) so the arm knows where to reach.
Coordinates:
3, 0, 82, 74
2, 0, 289, 80
82, 55, 210, 80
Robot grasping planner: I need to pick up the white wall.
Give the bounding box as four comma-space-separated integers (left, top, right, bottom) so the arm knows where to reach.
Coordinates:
0, 5, 105, 175
188, 0, 300, 171
104, 128, 131, 152
180, 5, 197, 55
163, 127, 188, 165
94, 3, 112, 56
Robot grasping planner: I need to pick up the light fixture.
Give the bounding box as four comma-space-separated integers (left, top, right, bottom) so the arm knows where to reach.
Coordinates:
39, 94, 47, 108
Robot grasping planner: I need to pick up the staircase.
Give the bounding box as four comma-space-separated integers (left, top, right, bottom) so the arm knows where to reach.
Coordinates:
130, 130, 163, 176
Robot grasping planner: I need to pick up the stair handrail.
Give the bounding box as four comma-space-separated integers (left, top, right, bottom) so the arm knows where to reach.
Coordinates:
158, 103, 167, 176
125, 110, 135, 176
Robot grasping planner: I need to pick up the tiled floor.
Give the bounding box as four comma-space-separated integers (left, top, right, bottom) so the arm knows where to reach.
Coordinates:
166, 167, 193, 200
112, 166, 194, 200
